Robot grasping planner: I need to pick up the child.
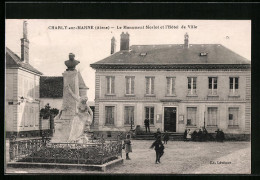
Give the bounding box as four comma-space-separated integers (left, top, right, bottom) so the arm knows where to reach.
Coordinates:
123, 134, 132, 160
163, 131, 169, 144
150, 135, 164, 164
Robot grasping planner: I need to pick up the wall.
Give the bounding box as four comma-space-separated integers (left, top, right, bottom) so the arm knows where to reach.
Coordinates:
95, 69, 250, 134
5, 69, 18, 132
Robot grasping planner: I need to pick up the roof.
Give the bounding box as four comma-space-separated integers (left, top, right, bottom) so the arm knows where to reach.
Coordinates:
40, 76, 63, 98
6, 47, 43, 75
40, 73, 89, 98
78, 72, 89, 89
91, 44, 250, 69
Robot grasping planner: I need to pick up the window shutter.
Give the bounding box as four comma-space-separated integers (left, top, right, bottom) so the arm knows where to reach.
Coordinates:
172, 78, 175, 95
151, 77, 155, 94
209, 78, 212, 89
150, 107, 154, 124
126, 77, 129, 94
131, 77, 135, 94
111, 77, 115, 94
235, 78, 239, 89
193, 78, 197, 89
106, 77, 110, 94
167, 77, 170, 95
145, 78, 149, 94
124, 107, 128, 124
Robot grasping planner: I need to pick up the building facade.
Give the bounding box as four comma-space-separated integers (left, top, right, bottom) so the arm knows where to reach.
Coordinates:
5, 21, 44, 138
90, 32, 251, 138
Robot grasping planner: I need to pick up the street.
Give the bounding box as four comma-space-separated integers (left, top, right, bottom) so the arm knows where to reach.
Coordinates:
5, 140, 250, 174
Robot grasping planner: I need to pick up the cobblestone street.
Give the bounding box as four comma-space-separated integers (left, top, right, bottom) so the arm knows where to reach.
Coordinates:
5, 140, 250, 174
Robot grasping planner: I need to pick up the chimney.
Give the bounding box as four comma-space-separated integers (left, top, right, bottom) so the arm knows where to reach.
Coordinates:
21, 21, 29, 63
111, 36, 116, 54
120, 32, 130, 51
184, 32, 189, 48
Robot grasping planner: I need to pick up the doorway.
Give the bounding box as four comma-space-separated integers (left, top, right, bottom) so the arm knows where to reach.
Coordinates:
164, 107, 177, 132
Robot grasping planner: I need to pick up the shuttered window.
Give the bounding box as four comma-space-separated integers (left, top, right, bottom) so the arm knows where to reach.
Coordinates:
125, 76, 135, 95
106, 76, 115, 94
145, 77, 155, 95
166, 77, 176, 95
188, 77, 197, 95
105, 106, 115, 125
229, 77, 239, 94
208, 77, 218, 95
207, 107, 218, 126
124, 106, 134, 125
187, 107, 197, 126
228, 107, 239, 126
145, 107, 154, 124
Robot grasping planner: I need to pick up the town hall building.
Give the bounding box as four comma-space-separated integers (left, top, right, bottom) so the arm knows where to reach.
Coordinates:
90, 32, 251, 139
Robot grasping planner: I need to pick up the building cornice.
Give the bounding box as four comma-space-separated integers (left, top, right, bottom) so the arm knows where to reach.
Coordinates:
90, 64, 251, 70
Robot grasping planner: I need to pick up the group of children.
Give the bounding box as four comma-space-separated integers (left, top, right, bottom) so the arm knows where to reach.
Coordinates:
122, 128, 169, 164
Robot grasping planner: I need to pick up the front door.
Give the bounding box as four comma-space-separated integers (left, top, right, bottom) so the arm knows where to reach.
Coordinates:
164, 107, 177, 132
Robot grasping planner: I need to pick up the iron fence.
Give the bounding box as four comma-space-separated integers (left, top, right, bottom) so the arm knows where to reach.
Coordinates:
9, 138, 122, 165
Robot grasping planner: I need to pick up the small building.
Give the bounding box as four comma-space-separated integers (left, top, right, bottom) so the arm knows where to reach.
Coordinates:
39, 74, 95, 119
5, 21, 44, 138
90, 32, 251, 139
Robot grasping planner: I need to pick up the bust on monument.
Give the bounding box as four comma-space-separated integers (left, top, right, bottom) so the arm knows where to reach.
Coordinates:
65, 53, 80, 71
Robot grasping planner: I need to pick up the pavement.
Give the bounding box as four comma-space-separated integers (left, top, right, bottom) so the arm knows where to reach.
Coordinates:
4, 140, 251, 174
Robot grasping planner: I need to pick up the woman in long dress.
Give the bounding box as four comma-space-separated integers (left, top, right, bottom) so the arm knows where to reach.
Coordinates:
66, 85, 93, 142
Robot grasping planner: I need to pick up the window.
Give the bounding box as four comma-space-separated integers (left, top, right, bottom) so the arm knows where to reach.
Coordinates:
166, 77, 176, 96
35, 107, 39, 126
208, 77, 218, 95
228, 107, 239, 126
207, 107, 218, 126
30, 107, 34, 127
145, 77, 155, 95
24, 106, 29, 126
125, 76, 135, 95
19, 77, 23, 96
229, 77, 239, 94
187, 107, 197, 126
124, 106, 134, 125
24, 79, 28, 97
188, 77, 197, 95
105, 106, 115, 125
106, 76, 115, 94
145, 107, 154, 125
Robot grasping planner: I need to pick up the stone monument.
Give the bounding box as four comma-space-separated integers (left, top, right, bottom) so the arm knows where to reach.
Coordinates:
51, 53, 81, 143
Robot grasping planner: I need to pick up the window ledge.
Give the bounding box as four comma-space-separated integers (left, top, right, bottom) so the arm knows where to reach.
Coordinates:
228, 94, 240, 97
105, 94, 116, 96
207, 94, 219, 97
125, 94, 135, 97
186, 94, 198, 97
228, 125, 239, 129
145, 94, 156, 97
165, 95, 177, 97
207, 125, 218, 127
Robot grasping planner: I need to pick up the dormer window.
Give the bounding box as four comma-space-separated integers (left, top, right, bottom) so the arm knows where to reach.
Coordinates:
200, 52, 208, 56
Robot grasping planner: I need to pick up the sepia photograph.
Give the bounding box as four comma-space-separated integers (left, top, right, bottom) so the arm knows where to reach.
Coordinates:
5, 19, 251, 174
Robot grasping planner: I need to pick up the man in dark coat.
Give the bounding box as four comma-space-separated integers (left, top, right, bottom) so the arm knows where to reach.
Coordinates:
163, 131, 169, 144
150, 135, 164, 164
144, 118, 150, 133
183, 129, 187, 141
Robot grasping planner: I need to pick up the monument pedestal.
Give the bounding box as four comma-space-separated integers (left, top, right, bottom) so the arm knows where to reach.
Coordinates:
51, 70, 79, 143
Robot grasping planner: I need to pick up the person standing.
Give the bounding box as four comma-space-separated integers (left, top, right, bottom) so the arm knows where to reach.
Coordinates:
123, 134, 132, 160
163, 131, 169, 144
186, 129, 192, 141
144, 118, 150, 133
150, 135, 164, 164
154, 128, 162, 139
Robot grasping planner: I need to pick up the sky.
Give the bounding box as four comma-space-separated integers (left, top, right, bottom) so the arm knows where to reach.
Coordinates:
5, 20, 251, 101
